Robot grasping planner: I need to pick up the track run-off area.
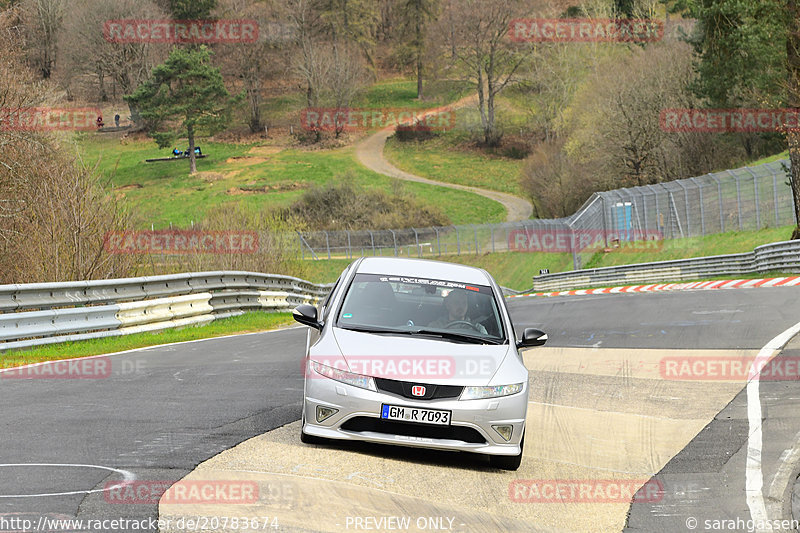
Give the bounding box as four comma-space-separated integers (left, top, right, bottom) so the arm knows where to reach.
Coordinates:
4, 285, 800, 532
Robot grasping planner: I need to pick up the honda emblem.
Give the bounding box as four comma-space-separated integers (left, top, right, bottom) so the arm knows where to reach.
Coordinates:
411, 385, 426, 397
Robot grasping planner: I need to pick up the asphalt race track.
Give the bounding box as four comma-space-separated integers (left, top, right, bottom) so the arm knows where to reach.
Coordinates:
3, 286, 800, 532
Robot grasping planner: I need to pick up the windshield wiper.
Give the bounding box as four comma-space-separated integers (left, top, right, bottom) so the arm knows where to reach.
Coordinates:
338, 325, 501, 344
338, 324, 405, 335
407, 328, 502, 345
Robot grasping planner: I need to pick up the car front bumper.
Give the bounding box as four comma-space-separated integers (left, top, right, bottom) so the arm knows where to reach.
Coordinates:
302, 373, 528, 456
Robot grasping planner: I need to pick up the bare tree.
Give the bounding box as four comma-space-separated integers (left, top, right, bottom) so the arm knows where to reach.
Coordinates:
20, 0, 65, 79
520, 139, 596, 218
438, 0, 532, 146
564, 41, 726, 187
60, 0, 166, 109
0, 9, 136, 282
322, 43, 368, 137
288, 0, 326, 108
216, 0, 291, 133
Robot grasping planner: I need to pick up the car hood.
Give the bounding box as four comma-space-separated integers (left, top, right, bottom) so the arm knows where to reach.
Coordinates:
321, 327, 514, 385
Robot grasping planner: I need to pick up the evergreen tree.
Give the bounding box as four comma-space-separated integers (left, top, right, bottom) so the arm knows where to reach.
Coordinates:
125, 46, 242, 174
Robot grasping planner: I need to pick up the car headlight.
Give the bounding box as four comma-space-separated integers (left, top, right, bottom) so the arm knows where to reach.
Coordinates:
310, 360, 377, 392
460, 383, 524, 400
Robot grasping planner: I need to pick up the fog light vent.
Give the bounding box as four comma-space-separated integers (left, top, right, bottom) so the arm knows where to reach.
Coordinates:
316, 405, 339, 423
492, 425, 513, 441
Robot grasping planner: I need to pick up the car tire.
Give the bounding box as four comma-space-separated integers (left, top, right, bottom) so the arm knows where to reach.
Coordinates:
300, 412, 327, 445
489, 433, 524, 471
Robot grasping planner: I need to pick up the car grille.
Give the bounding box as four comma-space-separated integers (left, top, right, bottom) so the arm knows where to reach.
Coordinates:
374, 378, 463, 400
340, 417, 486, 444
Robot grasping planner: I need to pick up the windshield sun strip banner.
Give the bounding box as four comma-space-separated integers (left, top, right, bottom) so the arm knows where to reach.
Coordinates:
353, 273, 493, 294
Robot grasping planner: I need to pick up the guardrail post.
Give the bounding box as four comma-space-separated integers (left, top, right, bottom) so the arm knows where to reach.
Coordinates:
434, 227, 441, 256
638, 190, 648, 236
412, 228, 420, 257
570, 227, 580, 270
744, 167, 761, 229
490, 227, 495, 253
368, 230, 375, 256
296, 232, 318, 260
455, 226, 461, 254
727, 170, 743, 230
389, 229, 398, 256
675, 181, 690, 237
690, 177, 706, 236
474, 226, 479, 255
709, 174, 724, 232
346, 231, 352, 259
769, 165, 780, 226
325, 231, 331, 259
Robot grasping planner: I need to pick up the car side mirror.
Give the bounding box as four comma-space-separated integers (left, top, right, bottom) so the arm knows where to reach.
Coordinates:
517, 328, 547, 348
293, 304, 322, 330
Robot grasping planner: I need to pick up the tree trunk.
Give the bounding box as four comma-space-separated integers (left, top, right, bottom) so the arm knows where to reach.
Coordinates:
788, 0, 800, 238
127, 101, 141, 128
416, 17, 423, 99
416, 53, 423, 100
188, 123, 197, 175
476, 65, 488, 143
486, 88, 498, 146
306, 84, 315, 108
249, 87, 262, 133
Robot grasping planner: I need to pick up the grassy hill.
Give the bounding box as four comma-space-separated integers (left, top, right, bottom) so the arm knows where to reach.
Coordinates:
79, 79, 503, 228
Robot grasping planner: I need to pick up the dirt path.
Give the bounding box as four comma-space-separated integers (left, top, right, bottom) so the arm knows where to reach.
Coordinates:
354, 95, 534, 222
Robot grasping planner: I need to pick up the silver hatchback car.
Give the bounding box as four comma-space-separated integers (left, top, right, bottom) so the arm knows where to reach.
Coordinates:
293, 257, 547, 470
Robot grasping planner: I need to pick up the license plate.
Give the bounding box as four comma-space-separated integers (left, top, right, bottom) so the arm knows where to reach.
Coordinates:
380, 404, 451, 425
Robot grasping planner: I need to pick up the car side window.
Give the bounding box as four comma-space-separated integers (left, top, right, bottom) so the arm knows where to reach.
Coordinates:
321, 265, 350, 320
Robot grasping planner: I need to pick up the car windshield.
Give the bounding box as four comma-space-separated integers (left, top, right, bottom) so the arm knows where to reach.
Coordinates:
336, 273, 505, 342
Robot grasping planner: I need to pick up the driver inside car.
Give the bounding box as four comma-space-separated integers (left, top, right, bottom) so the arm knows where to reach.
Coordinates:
428, 289, 487, 334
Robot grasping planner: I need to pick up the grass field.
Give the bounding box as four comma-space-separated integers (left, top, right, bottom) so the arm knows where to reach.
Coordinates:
77, 78, 508, 228
79, 138, 506, 227
1, 311, 293, 367
384, 136, 526, 196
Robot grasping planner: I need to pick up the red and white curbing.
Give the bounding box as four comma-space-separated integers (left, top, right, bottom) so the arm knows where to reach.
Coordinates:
508, 276, 800, 298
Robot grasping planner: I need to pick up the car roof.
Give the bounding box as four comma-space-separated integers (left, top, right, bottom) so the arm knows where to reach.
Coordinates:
355, 257, 493, 286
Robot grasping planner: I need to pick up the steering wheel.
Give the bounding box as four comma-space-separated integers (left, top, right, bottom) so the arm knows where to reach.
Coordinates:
445, 320, 482, 332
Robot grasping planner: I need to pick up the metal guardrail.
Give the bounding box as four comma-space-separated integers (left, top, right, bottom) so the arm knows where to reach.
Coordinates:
0, 271, 332, 351
531, 240, 800, 292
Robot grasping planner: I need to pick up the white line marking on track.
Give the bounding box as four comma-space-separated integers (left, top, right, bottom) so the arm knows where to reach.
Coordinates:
0, 463, 135, 498
745, 320, 800, 532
